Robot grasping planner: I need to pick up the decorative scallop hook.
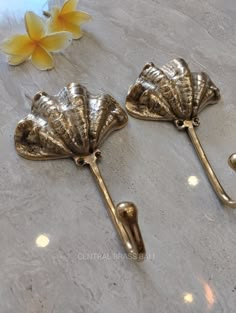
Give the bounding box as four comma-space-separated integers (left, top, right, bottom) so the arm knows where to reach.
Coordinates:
126, 58, 236, 208
15, 83, 145, 261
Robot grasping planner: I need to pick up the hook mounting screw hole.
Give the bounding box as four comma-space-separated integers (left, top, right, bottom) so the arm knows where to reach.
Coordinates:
192, 117, 200, 127
78, 159, 85, 166
95, 150, 101, 158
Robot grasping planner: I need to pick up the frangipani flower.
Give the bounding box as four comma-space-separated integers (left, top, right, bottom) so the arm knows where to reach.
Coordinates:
1, 11, 72, 70
47, 0, 91, 40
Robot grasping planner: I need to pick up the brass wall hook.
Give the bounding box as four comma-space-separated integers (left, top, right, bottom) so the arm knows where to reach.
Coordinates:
126, 58, 236, 208
15, 83, 145, 261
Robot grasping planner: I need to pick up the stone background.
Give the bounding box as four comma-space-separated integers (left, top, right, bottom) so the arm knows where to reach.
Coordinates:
0, 1, 236, 312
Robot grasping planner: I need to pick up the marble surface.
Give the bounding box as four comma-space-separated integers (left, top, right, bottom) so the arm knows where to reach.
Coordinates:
0, 0, 236, 312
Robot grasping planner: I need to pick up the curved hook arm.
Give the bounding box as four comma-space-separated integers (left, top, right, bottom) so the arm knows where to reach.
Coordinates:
74, 151, 146, 261
185, 121, 236, 208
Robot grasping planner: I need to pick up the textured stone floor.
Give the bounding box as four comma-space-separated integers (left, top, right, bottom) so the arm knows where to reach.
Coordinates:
0, 1, 236, 312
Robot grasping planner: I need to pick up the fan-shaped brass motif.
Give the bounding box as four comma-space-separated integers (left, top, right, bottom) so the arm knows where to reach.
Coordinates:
15, 83, 145, 260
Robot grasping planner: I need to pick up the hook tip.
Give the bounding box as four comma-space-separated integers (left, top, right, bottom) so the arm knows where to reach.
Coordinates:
117, 202, 138, 224
117, 202, 146, 261
228, 153, 236, 171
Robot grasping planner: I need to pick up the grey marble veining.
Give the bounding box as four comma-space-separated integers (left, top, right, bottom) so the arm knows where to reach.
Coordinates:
0, 0, 236, 312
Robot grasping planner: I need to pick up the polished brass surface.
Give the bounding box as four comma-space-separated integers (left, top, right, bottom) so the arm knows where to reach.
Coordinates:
15, 83, 145, 260
228, 154, 236, 171
126, 58, 236, 208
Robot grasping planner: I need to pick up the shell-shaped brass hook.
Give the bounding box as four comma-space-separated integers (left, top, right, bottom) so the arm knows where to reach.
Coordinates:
126, 58, 236, 208
15, 83, 145, 261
